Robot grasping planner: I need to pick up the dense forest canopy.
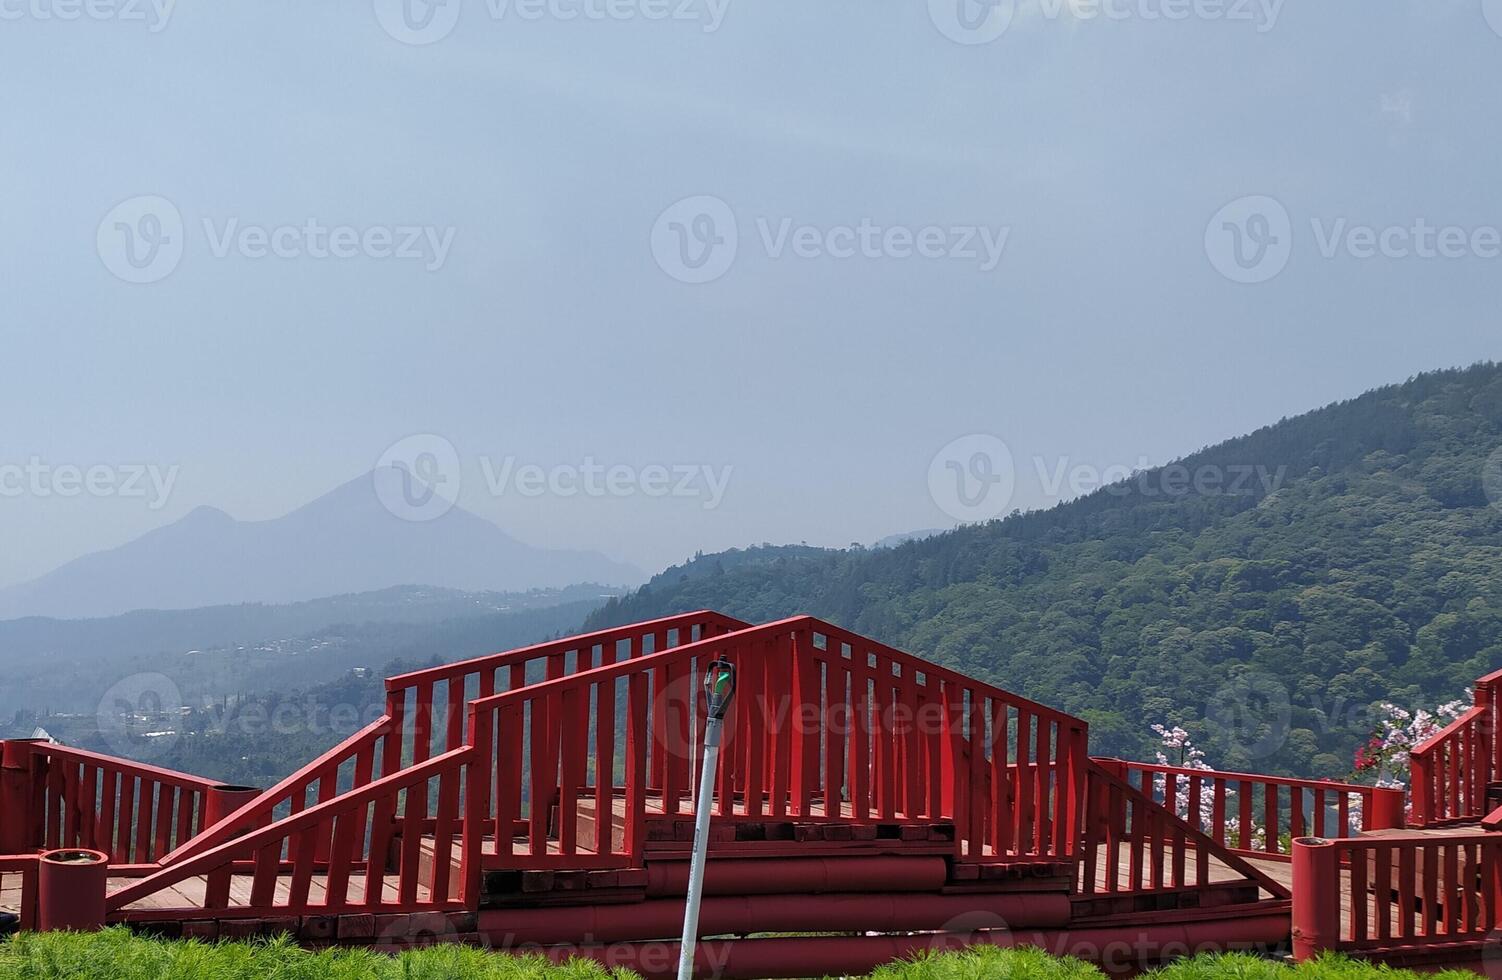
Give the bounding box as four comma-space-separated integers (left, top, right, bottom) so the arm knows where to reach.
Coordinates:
585, 364, 1502, 779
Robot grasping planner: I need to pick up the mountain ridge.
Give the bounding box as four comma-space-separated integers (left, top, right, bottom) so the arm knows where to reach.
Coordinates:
0, 468, 645, 621
585, 363, 1502, 778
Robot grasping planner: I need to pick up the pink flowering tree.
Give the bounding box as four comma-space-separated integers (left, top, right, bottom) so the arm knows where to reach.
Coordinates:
1150, 723, 1265, 848
1353, 697, 1469, 794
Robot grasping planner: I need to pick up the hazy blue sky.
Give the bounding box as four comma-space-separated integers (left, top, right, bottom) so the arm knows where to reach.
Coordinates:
1, 0, 1499, 590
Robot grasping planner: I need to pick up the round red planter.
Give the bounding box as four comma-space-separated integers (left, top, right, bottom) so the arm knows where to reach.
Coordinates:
38, 848, 109, 932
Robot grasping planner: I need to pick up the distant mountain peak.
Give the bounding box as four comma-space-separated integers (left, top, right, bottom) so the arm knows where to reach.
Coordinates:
0, 474, 645, 621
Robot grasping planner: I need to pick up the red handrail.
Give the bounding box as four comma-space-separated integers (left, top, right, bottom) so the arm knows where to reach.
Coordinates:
464, 615, 1092, 877
1292, 832, 1502, 959
1076, 760, 1291, 900
109, 746, 476, 917
169, 611, 744, 864
1409, 669, 1502, 826
8, 742, 219, 864
1111, 760, 1405, 859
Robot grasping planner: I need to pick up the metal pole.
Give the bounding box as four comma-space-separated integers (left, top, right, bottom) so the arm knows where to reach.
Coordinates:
678, 661, 736, 980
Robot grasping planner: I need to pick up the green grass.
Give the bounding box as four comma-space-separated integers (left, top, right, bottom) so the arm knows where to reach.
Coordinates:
0, 932, 1488, 980
0, 929, 639, 980
870, 949, 1483, 980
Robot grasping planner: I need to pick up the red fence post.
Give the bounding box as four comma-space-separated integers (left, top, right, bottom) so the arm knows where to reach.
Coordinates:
37, 848, 108, 932
1291, 837, 1340, 961
0, 740, 41, 854
1369, 787, 1406, 831
202, 784, 262, 839
1409, 751, 1432, 828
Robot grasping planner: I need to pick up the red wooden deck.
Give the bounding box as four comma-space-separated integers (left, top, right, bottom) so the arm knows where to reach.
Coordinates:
2, 611, 1500, 978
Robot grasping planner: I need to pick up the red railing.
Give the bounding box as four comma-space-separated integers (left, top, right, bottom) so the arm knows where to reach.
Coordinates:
1112, 761, 1405, 859
1292, 832, 1502, 959
0, 854, 39, 931
108, 746, 476, 918
1409, 669, 1502, 827
5, 742, 220, 865
168, 611, 746, 864
1076, 761, 1291, 900
463, 615, 1091, 875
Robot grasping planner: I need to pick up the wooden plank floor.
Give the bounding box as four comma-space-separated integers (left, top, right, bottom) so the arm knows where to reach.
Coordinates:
109, 873, 432, 912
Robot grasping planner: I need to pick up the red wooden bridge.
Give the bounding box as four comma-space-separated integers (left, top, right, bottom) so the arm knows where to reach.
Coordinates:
1, 612, 1499, 977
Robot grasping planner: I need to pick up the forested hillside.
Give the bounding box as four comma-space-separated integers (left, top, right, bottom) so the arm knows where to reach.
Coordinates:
586, 364, 1502, 778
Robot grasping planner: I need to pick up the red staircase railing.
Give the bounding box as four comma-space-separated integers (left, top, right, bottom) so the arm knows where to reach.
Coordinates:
166, 611, 746, 865
1111, 761, 1406, 858
1076, 761, 1291, 901
463, 615, 1092, 878
108, 746, 476, 918
1409, 668, 1502, 827
2, 742, 220, 865
1292, 832, 1502, 960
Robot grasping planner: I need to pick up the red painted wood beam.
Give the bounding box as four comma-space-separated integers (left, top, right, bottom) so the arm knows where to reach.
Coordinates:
642, 855, 948, 897
479, 891, 1072, 947
523, 912, 1293, 979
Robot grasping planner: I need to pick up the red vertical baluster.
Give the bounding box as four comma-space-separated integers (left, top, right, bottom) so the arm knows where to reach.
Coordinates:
559, 685, 584, 855
823, 642, 845, 820
432, 761, 461, 903
1016, 710, 1035, 854
625, 671, 649, 860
